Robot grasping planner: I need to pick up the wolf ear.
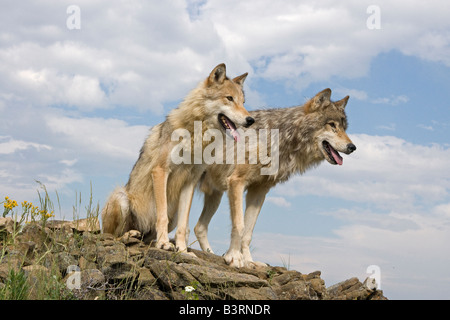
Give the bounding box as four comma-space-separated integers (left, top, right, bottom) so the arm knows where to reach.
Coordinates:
232, 72, 248, 87
305, 88, 331, 113
335, 95, 349, 110
315, 88, 332, 105
208, 63, 227, 85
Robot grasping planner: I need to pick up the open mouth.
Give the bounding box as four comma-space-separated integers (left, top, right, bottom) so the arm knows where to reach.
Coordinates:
218, 113, 240, 142
322, 141, 343, 165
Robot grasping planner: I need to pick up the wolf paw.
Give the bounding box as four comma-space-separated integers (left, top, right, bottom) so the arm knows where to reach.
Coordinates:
246, 260, 268, 269
180, 250, 198, 259
223, 250, 245, 268
155, 240, 174, 251
125, 230, 141, 238
175, 244, 197, 258
119, 230, 142, 245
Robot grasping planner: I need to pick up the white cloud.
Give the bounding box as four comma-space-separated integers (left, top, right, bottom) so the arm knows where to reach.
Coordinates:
0, 136, 52, 155
12, 67, 107, 110
60, 159, 78, 167
377, 123, 396, 131
0, 1, 231, 113
372, 95, 409, 106
417, 124, 434, 131
200, 0, 450, 89
45, 115, 149, 161
38, 168, 84, 192
334, 88, 368, 101
275, 134, 450, 210
2, 0, 449, 114
266, 196, 291, 208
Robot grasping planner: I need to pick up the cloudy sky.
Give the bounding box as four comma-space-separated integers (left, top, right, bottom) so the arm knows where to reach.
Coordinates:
1, 0, 450, 299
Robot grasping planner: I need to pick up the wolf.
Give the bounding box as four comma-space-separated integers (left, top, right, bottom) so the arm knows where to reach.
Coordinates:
101, 63, 254, 253
192, 88, 356, 268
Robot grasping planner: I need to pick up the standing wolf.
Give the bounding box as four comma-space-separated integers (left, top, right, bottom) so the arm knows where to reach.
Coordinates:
193, 88, 356, 267
101, 63, 254, 253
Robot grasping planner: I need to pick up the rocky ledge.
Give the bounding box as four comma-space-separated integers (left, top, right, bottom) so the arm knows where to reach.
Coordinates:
0, 217, 387, 300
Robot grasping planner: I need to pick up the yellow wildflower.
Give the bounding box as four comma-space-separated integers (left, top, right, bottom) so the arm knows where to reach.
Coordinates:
3, 197, 18, 210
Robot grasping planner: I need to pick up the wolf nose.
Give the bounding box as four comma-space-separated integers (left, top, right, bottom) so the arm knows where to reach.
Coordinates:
347, 143, 356, 153
245, 116, 255, 127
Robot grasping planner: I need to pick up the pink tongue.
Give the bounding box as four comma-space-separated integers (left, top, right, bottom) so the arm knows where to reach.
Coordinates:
225, 117, 240, 142
230, 128, 240, 142
330, 147, 343, 165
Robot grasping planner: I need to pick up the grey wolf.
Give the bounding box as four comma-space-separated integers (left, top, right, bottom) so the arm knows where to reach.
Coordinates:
193, 88, 356, 267
101, 63, 253, 253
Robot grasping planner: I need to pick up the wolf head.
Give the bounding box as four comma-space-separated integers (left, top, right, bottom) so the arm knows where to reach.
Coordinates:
203, 63, 254, 141
305, 88, 356, 165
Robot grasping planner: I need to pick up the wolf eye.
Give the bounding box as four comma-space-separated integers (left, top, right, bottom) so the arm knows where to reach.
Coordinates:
328, 122, 336, 128
226, 96, 234, 102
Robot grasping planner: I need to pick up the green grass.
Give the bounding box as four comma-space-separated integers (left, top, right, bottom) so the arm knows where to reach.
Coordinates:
0, 269, 29, 300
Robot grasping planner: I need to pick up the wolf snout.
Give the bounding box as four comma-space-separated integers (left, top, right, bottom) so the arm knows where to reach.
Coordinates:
245, 116, 255, 127
347, 143, 356, 153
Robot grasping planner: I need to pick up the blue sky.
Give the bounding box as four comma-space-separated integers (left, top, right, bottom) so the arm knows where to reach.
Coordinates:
1, 1, 450, 299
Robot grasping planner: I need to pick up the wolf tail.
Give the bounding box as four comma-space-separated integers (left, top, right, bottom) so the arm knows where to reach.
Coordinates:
101, 187, 131, 236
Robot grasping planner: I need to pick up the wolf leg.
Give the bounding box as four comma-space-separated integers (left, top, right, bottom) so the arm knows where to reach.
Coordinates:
194, 189, 224, 254
223, 176, 246, 268
151, 166, 172, 250
174, 181, 196, 254
242, 185, 270, 268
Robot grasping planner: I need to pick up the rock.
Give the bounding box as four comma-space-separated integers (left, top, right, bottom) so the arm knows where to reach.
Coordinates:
145, 247, 200, 265
146, 260, 197, 290
0, 258, 22, 281
79, 256, 97, 270
23, 264, 50, 277
69, 268, 106, 300
54, 251, 78, 276
309, 278, 327, 299
272, 270, 303, 286
79, 243, 97, 265
224, 286, 278, 300
179, 263, 268, 289
134, 286, 169, 300
15, 223, 52, 249
80, 268, 105, 288
102, 261, 138, 282
47, 218, 101, 234
97, 241, 127, 266
327, 277, 387, 300
0, 220, 388, 300
0, 217, 17, 236
72, 218, 101, 233
136, 267, 156, 286
275, 280, 311, 300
